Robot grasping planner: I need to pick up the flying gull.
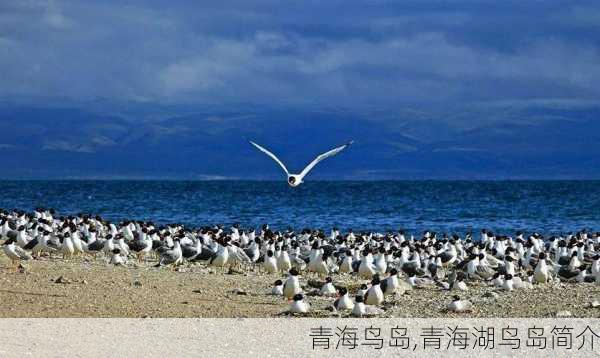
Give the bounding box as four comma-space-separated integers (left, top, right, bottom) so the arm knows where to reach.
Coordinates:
249, 140, 353, 187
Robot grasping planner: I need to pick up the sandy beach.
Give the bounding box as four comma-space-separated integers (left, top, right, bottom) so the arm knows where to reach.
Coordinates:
2, 254, 600, 318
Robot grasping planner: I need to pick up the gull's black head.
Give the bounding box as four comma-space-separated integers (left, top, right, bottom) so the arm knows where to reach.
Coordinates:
292, 293, 303, 301
371, 274, 381, 285
288, 176, 296, 185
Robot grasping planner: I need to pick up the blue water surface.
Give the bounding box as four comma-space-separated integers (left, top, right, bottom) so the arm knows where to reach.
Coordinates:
0, 181, 599, 235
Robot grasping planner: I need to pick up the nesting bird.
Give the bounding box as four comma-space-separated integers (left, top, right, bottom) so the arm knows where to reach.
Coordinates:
352, 295, 384, 317
333, 287, 354, 311
447, 295, 472, 313
320, 276, 337, 296
289, 293, 310, 313
271, 279, 284, 296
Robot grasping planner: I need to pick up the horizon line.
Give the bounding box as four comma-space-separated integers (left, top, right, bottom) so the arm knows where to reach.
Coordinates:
2, 178, 600, 182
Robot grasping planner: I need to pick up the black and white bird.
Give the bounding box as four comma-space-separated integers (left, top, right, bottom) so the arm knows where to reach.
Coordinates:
289, 293, 310, 313
351, 295, 384, 317
283, 268, 302, 300
129, 233, 153, 262
320, 276, 337, 296
333, 287, 354, 311
263, 249, 278, 274
249, 140, 353, 187
109, 248, 126, 266
364, 275, 384, 305
3, 237, 32, 270
447, 295, 472, 313
154, 238, 183, 268
271, 279, 284, 296
356, 283, 369, 298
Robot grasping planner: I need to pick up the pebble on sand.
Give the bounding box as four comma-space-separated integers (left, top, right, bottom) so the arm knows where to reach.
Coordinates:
556, 310, 572, 318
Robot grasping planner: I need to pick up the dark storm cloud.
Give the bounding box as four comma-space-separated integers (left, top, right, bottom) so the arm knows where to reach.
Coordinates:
0, 0, 599, 108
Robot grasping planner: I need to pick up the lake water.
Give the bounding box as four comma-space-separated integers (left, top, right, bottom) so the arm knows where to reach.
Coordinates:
0, 180, 599, 235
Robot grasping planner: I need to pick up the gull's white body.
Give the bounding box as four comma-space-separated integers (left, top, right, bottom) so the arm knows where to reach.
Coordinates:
447, 299, 472, 312
283, 275, 301, 299
289, 299, 310, 313
320, 282, 337, 296
334, 293, 354, 311
271, 283, 283, 296
249, 140, 353, 187
352, 302, 383, 317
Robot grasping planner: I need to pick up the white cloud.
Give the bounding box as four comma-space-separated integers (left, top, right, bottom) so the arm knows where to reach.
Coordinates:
43, 2, 72, 29
42, 140, 94, 153
0, 2, 599, 107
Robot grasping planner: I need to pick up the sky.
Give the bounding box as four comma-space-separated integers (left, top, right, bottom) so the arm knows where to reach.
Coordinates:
0, 1, 599, 179
2, 0, 599, 107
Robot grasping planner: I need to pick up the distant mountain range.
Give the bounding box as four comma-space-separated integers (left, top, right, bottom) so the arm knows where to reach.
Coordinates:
1, 101, 599, 179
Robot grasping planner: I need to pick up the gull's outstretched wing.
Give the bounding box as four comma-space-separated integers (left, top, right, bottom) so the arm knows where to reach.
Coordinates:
298, 141, 353, 180
249, 141, 289, 175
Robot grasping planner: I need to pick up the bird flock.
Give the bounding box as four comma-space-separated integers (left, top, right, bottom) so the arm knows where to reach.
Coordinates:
2, 208, 600, 317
